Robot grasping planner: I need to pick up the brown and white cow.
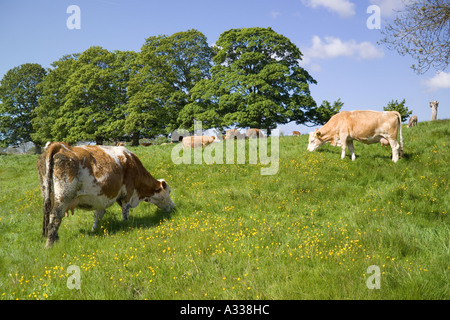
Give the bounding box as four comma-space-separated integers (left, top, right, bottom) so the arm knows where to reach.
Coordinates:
407, 115, 418, 128
292, 131, 301, 136
307, 110, 403, 162
246, 128, 264, 138
182, 136, 215, 148
37, 142, 175, 248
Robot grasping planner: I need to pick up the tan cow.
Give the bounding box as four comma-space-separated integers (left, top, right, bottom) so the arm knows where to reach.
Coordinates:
226, 129, 245, 140
407, 115, 418, 128
182, 136, 215, 148
246, 128, 264, 138
292, 131, 301, 136
307, 110, 403, 162
37, 142, 175, 248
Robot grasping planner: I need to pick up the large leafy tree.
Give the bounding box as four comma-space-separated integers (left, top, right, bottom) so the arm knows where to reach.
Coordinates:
126, 43, 174, 145
32, 54, 79, 144
0, 63, 46, 150
37, 47, 136, 145
60, 46, 119, 145
181, 27, 317, 133
33, 50, 136, 145
127, 29, 214, 142
379, 0, 449, 74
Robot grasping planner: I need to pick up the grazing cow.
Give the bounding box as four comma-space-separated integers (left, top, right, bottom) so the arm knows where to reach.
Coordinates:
407, 115, 418, 128
246, 128, 264, 138
307, 110, 403, 162
226, 129, 245, 140
182, 136, 215, 148
37, 142, 175, 248
140, 142, 152, 146
292, 131, 301, 136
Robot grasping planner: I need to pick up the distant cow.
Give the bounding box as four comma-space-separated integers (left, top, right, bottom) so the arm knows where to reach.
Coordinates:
182, 136, 215, 148
140, 142, 152, 146
307, 110, 403, 162
37, 142, 175, 248
246, 128, 264, 139
116, 142, 125, 146
226, 129, 245, 140
292, 131, 301, 136
407, 115, 418, 128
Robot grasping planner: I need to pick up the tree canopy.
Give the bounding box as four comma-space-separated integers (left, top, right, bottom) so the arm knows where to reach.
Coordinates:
0, 63, 46, 148
181, 27, 317, 133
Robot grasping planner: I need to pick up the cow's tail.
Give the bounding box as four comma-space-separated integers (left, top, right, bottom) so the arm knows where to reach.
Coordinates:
42, 142, 63, 237
396, 112, 404, 158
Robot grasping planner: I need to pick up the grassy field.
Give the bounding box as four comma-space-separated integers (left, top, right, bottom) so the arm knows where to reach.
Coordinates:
0, 120, 448, 300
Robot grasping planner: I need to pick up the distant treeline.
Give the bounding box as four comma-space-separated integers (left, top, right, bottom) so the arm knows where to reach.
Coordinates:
0, 27, 324, 148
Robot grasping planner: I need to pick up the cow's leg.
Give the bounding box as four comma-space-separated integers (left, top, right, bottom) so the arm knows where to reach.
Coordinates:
389, 139, 400, 162
45, 204, 65, 248
92, 209, 106, 231
347, 140, 356, 161
122, 203, 131, 221
341, 143, 347, 159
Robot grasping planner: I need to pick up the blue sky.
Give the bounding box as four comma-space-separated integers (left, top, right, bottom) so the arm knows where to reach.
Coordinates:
1, 0, 448, 134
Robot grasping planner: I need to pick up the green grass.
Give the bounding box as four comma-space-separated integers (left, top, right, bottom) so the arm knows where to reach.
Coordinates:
0, 120, 448, 300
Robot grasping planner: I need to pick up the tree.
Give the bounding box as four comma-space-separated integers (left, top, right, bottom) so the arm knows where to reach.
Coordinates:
126, 30, 214, 142
0, 63, 46, 151
308, 98, 344, 126
182, 27, 317, 133
125, 45, 174, 146
32, 54, 79, 144
379, 0, 450, 74
42, 47, 137, 145
383, 99, 412, 122
62, 47, 119, 145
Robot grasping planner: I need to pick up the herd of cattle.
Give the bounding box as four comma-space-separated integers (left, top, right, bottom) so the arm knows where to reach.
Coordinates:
37, 110, 418, 247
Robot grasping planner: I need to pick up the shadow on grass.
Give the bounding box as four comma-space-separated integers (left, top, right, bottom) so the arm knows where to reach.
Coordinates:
79, 206, 178, 237
317, 146, 416, 161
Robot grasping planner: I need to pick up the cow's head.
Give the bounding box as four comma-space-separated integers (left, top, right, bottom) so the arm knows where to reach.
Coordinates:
146, 179, 175, 212
307, 129, 325, 152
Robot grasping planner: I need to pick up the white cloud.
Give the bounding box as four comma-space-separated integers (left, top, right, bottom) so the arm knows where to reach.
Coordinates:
305, 35, 384, 60
302, 0, 355, 18
369, 0, 405, 17
424, 71, 450, 91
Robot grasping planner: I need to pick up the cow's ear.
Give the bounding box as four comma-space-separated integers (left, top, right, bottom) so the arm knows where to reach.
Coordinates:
316, 131, 322, 138
158, 179, 167, 190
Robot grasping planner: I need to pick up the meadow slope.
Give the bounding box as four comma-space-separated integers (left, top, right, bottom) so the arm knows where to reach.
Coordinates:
0, 120, 448, 300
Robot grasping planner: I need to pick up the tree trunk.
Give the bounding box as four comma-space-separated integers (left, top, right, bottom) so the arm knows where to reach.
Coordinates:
131, 132, 140, 146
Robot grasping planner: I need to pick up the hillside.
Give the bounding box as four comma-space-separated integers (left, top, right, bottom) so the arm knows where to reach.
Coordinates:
0, 120, 448, 300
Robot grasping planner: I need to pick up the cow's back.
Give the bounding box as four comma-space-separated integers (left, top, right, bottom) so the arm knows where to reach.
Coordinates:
344, 111, 400, 143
